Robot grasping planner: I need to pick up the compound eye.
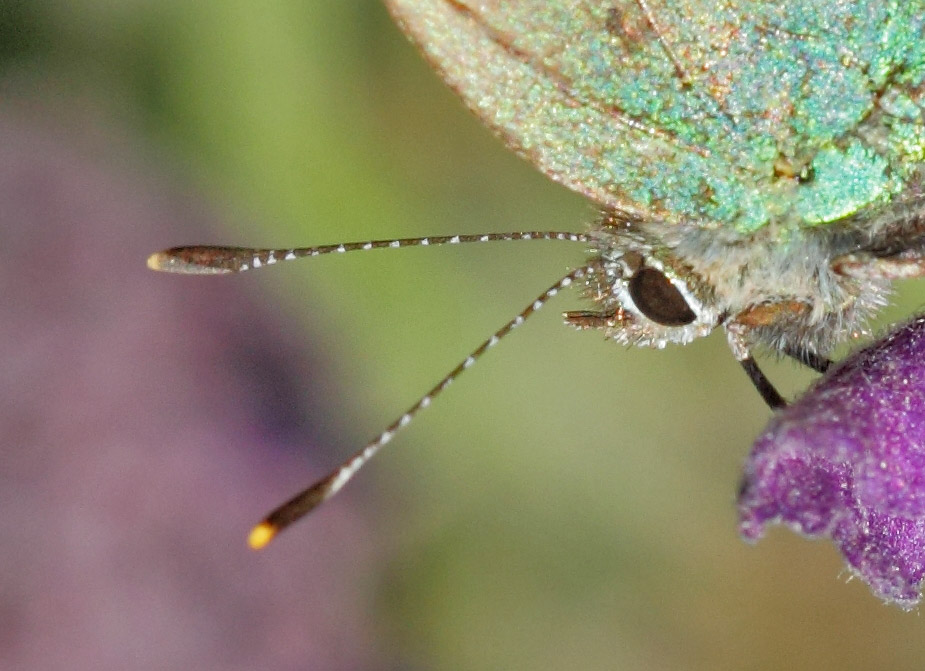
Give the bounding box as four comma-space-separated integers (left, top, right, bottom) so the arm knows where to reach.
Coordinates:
628, 267, 697, 327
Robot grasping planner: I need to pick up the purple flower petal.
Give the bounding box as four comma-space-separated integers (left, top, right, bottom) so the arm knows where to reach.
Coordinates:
739, 315, 925, 608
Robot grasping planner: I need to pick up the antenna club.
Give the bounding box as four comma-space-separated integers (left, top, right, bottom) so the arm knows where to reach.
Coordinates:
248, 521, 279, 550
146, 248, 235, 275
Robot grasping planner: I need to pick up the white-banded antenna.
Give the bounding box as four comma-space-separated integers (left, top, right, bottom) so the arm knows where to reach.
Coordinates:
148, 231, 591, 548
244, 265, 590, 548
147, 231, 589, 274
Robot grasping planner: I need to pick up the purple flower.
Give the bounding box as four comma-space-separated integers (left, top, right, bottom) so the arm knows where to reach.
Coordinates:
739, 315, 925, 608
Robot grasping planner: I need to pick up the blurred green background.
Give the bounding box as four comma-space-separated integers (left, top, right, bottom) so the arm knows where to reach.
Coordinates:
7, 1, 925, 669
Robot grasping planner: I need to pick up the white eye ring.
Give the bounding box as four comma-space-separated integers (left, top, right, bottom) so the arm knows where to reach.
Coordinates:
603, 256, 720, 348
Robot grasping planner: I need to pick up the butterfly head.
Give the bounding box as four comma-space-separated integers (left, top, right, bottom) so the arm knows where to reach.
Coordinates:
568, 209, 903, 359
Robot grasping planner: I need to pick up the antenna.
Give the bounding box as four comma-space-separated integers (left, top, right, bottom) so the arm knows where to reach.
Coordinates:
246, 265, 590, 549
147, 230, 591, 548
147, 231, 589, 274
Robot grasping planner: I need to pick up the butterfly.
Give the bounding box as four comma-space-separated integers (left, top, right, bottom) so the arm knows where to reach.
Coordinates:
149, 1, 925, 547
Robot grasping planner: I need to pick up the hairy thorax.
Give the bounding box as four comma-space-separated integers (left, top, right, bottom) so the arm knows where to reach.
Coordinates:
577, 211, 894, 358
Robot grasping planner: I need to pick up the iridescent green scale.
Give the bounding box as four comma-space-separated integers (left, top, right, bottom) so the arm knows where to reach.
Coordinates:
388, 1, 925, 233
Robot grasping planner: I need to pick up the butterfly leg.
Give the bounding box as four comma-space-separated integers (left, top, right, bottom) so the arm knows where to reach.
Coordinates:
781, 346, 832, 374
831, 250, 925, 281
738, 357, 786, 409
726, 323, 787, 409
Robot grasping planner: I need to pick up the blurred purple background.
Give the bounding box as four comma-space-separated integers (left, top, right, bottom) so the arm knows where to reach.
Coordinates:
0, 110, 390, 670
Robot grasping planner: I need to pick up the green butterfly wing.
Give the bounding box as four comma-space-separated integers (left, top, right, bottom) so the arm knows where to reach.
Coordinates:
386, 0, 925, 234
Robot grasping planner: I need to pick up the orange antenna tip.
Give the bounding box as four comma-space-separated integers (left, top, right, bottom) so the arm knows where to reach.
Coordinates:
248, 521, 278, 550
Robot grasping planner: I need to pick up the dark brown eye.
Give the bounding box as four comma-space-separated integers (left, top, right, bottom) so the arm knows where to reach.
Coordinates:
628, 267, 697, 326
